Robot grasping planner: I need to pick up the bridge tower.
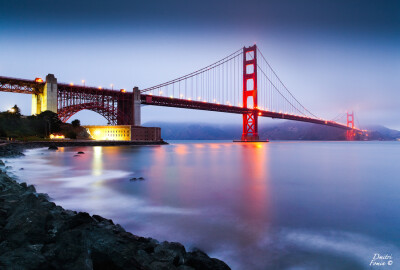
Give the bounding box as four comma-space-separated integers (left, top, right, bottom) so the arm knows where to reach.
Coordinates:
31, 74, 58, 115
117, 86, 141, 126
346, 111, 355, 140
241, 45, 259, 141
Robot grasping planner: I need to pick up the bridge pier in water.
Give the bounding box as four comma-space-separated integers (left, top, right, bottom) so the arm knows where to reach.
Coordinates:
31, 74, 58, 115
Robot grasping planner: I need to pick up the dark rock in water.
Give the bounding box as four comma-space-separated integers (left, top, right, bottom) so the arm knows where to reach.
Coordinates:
73, 155, 80, 157
77, 151, 85, 154
130, 177, 145, 181
19, 168, 24, 170
48, 145, 58, 150
0, 160, 4, 166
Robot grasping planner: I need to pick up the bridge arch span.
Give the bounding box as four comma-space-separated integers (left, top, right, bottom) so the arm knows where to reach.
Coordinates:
58, 103, 126, 125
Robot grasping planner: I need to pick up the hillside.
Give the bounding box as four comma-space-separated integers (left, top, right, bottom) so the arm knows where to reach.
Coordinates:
144, 121, 400, 141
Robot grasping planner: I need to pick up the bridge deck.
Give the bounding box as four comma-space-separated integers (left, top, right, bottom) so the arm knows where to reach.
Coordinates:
141, 94, 357, 131
0, 76, 359, 132
0, 76, 44, 94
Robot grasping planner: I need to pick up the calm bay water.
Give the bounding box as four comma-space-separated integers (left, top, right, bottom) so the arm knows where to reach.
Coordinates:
5, 141, 400, 269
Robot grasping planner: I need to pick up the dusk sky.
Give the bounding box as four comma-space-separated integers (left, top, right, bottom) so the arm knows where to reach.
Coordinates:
1, 0, 399, 129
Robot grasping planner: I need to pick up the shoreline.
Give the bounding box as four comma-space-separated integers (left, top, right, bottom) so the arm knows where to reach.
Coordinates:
0, 142, 231, 270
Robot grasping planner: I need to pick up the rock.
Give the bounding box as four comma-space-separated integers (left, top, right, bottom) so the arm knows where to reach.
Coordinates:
73, 155, 80, 157
66, 212, 96, 229
92, 214, 114, 225
185, 249, 230, 270
154, 241, 186, 265
19, 168, 24, 170
48, 145, 58, 150
130, 177, 145, 181
77, 151, 85, 154
0, 160, 4, 166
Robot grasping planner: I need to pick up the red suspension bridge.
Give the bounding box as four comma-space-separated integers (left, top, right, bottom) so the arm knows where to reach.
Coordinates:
0, 44, 362, 140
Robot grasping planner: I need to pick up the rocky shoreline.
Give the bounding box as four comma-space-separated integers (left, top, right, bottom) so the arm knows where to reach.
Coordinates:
0, 142, 230, 270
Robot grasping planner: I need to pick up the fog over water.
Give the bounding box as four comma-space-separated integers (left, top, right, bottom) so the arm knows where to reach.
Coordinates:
5, 141, 400, 269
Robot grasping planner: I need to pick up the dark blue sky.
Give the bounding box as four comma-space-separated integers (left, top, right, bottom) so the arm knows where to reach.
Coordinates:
1, 0, 399, 128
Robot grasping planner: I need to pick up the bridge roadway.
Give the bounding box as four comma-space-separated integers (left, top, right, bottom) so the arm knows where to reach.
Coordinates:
0, 75, 359, 132
141, 94, 356, 131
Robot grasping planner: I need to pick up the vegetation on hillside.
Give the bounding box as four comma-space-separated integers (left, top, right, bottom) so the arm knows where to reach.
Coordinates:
0, 105, 89, 140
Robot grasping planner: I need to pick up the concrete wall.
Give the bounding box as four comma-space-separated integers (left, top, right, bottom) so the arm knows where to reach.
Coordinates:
31, 94, 41, 115
84, 125, 161, 142
31, 74, 58, 115
133, 87, 141, 126
131, 126, 161, 141
84, 125, 132, 141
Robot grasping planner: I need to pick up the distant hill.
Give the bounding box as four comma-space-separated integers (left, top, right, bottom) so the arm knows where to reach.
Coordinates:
143, 121, 400, 141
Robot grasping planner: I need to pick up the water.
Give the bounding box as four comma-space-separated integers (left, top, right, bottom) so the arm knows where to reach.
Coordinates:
4, 141, 400, 269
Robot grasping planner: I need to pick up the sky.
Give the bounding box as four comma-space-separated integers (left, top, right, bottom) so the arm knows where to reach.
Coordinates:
0, 0, 399, 129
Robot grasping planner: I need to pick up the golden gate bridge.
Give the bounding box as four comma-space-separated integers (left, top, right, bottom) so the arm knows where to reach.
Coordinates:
0, 44, 362, 141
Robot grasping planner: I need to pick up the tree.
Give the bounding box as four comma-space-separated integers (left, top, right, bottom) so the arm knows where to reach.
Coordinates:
10, 105, 21, 117
37, 111, 62, 133
2, 105, 21, 118
66, 130, 77, 139
71, 119, 81, 127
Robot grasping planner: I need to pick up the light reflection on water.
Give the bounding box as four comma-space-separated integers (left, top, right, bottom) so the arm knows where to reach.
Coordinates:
5, 141, 400, 270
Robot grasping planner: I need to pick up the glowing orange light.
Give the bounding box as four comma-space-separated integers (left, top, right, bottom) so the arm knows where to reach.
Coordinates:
35, 78, 43, 83
120, 89, 126, 93
98, 86, 102, 90
188, 98, 192, 101
50, 134, 65, 139
258, 112, 262, 116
